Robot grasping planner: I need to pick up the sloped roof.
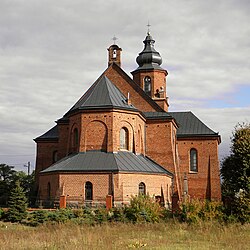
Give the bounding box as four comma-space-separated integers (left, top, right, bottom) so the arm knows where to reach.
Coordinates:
68, 75, 137, 114
41, 151, 173, 176
168, 111, 218, 137
143, 112, 172, 119
34, 125, 58, 141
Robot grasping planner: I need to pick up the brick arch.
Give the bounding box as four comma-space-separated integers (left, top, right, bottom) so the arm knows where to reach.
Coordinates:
69, 123, 79, 154
85, 120, 108, 151
118, 121, 134, 152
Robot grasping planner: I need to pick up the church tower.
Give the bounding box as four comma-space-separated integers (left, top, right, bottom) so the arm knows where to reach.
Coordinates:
131, 31, 169, 111
108, 43, 122, 67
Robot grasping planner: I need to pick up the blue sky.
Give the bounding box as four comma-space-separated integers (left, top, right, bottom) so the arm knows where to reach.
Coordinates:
207, 85, 250, 108
0, 0, 249, 172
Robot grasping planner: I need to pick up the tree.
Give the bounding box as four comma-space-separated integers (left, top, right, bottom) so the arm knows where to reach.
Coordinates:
221, 123, 250, 223
0, 164, 36, 207
0, 164, 16, 205
6, 181, 28, 222
221, 123, 250, 195
0, 164, 16, 181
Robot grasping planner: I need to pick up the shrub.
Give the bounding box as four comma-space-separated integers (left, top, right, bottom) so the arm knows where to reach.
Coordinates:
178, 199, 223, 224
28, 210, 49, 226
47, 209, 75, 223
111, 207, 128, 222
223, 190, 250, 224
0, 208, 5, 220
124, 194, 162, 223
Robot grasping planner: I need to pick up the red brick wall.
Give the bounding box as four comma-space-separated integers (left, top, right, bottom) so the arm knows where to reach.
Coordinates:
39, 173, 59, 200
132, 70, 167, 99
85, 120, 108, 151
39, 172, 172, 206
105, 66, 160, 112
116, 173, 172, 205
145, 120, 177, 172
35, 141, 58, 186
177, 138, 221, 200
59, 173, 110, 202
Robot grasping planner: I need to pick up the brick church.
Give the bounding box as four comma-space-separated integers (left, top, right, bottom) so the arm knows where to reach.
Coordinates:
34, 31, 221, 207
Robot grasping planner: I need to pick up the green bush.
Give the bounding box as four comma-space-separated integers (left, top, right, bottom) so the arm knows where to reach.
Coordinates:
124, 194, 162, 223
178, 200, 223, 224
28, 210, 49, 226
0, 208, 5, 220
111, 207, 128, 222
223, 190, 250, 224
47, 209, 75, 223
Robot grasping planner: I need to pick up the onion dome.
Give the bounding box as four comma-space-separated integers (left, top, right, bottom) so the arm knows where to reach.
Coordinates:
135, 32, 163, 70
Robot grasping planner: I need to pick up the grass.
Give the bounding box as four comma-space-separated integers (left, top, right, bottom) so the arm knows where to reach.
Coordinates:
0, 221, 249, 250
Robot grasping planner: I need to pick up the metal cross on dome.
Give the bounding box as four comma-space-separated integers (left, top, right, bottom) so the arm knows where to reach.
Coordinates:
112, 35, 118, 44
147, 21, 151, 34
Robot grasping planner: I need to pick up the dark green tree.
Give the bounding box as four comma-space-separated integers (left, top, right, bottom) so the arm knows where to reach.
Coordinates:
0, 164, 16, 205
221, 123, 250, 223
221, 123, 250, 195
6, 181, 28, 222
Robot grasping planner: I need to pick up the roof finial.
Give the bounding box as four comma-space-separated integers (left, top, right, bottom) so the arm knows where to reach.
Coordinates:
147, 21, 151, 35
112, 35, 118, 45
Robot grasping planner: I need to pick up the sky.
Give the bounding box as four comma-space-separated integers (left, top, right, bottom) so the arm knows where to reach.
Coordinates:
0, 0, 249, 173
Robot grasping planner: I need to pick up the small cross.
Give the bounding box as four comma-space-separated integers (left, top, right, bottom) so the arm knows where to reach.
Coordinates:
112, 35, 118, 44
147, 21, 151, 34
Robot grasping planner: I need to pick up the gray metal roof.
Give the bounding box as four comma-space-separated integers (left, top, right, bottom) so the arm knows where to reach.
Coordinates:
41, 151, 173, 176
68, 75, 137, 113
34, 125, 58, 141
168, 111, 218, 136
143, 112, 172, 119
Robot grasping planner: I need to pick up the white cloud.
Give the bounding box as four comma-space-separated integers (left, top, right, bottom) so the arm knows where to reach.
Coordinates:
0, 0, 249, 170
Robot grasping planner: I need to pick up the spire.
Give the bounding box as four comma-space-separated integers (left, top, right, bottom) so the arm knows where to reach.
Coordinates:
147, 21, 151, 35
135, 30, 163, 70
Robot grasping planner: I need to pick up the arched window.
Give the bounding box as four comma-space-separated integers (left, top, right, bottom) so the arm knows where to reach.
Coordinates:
190, 148, 198, 172
47, 182, 51, 200
52, 150, 58, 163
112, 49, 117, 58
120, 127, 129, 150
73, 128, 79, 148
144, 76, 151, 96
85, 181, 93, 200
139, 182, 146, 195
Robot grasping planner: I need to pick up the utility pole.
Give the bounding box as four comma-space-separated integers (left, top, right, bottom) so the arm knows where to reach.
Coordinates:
24, 161, 31, 175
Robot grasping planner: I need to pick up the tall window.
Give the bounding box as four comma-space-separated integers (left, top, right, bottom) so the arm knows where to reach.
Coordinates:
139, 182, 146, 195
47, 182, 51, 200
73, 128, 79, 148
144, 76, 151, 96
190, 148, 198, 172
85, 181, 93, 200
52, 150, 58, 163
120, 127, 129, 150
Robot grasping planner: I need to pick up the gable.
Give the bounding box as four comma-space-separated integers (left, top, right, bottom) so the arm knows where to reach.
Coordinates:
104, 63, 164, 112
